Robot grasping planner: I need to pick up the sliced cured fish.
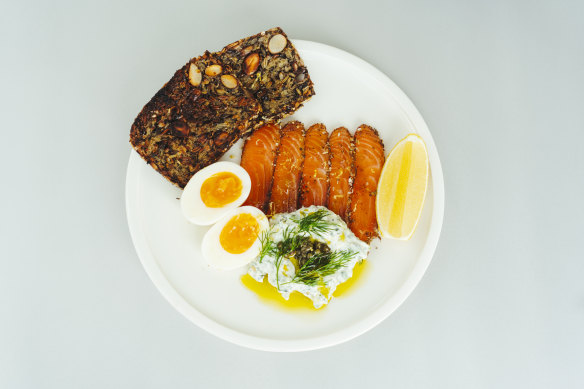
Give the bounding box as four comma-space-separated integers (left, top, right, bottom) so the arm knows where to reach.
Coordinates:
268, 121, 305, 215
299, 123, 329, 207
240, 123, 281, 212
348, 125, 385, 242
327, 127, 353, 222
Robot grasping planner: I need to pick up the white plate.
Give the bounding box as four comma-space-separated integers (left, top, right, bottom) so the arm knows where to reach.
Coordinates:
126, 40, 445, 352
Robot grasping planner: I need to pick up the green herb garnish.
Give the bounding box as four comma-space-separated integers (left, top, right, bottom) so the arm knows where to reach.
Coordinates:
293, 209, 335, 237
276, 226, 303, 254
258, 230, 277, 263
272, 226, 304, 288
257, 209, 356, 289
286, 249, 357, 286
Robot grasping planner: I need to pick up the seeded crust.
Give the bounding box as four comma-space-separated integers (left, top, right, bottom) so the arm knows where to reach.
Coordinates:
130, 51, 261, 188
130, 27, 314, 188
220, 27, 315, 123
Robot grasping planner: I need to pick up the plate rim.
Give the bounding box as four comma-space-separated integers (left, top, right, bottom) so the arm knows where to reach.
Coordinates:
125, 39, 445, 352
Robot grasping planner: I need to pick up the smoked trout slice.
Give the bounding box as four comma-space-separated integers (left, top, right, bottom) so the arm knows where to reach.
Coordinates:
327, 127, 353, 222
268, 121, 305, 215
240, 123, 281, 212
348, 125, 385, 242
299, 123, 329, 207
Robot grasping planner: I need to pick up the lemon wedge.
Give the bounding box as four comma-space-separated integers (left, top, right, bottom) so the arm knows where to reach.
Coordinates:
376, 133, 429, 240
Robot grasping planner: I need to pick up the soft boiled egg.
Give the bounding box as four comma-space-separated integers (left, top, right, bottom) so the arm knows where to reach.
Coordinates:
202, 206, 269, 270
181, 161, 251, 225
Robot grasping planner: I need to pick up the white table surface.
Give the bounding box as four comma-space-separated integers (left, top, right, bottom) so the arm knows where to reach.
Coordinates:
2, 0, 583, 387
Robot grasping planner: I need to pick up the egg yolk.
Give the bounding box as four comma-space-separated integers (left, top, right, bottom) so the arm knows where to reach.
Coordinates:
219, 213, 260, 254
200, 172, 243, 208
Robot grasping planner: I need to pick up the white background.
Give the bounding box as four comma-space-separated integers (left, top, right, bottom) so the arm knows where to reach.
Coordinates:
2, 0, 583, 387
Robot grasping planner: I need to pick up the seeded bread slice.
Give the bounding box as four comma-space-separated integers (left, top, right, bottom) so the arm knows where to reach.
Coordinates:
220, 27, 315, 122
130, 51, 261, 188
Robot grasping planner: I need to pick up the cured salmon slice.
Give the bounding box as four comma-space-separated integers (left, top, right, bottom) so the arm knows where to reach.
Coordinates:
349, 125, 385, 242
268, 121, 305, 215
299, 123, 329, 207
327, 127, 353, 222
241, 123, 281, 212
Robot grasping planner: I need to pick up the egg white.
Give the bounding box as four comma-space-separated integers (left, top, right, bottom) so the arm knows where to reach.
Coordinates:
180, 161, 251, 225
201, 206, 269, 271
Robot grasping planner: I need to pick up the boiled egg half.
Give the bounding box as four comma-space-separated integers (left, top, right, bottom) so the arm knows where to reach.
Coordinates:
181, 161, 251, 225
202, 206, 269, 270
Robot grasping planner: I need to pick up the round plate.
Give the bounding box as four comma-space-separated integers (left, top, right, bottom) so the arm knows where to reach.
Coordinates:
126, 40, 444, 351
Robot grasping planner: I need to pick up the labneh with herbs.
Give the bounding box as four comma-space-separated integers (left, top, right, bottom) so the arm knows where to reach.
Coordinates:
248, 206, 369, 309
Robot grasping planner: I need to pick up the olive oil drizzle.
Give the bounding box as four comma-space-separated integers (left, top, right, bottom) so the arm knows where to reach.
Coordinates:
241, 260, 368, 311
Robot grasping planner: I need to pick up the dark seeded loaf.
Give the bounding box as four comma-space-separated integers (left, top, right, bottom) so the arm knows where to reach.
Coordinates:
130, 27, 314, 188
220, 27, 315, 122
130, 51, 261, 188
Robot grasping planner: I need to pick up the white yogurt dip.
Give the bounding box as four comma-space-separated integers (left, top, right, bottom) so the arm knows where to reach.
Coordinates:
248, 206, 369, 308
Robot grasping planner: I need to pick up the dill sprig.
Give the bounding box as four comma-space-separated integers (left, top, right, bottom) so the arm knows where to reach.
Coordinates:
258, 230, 277, 263
275, 254, 284, 289
276, 226, 303, 254
293, 209, 335, 237
273, 226, 303, 288
286, 250, 357, 286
